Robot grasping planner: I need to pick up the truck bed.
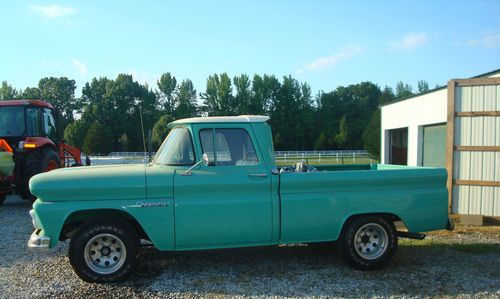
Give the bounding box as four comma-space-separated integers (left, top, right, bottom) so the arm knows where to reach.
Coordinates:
277, 163, 449, 244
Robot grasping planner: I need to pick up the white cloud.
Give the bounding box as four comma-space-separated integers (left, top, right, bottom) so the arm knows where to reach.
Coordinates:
297, 45, 364, 74
31, 4, 77, 19
72, 59, 88, 77
388, 32, 428, 51
468, 33, 500, 48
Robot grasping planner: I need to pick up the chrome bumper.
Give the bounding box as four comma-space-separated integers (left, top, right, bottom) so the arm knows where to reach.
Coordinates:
28, 229, 51, 251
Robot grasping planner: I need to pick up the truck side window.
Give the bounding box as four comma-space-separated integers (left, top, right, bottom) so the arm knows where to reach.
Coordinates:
199, 129, 259, 166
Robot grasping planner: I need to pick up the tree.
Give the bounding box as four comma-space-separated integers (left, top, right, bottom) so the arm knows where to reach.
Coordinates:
314, 132, 328, 150
233, 74, 251, 114
335, 115, 348, 148
269, 75, 313, 150
0, 81, 19, 100
200, 73, 235, 116
157, 73, 178, 114
251, 74, 280, 115
362, 109, 381, 157
63, 119, 91, 149
417, 80, 430, 93
118, 133, 129, 151
38, 77, 77, 132
395, 81, 413, 99
81, 74, 159, 151
152, 114, 174, 149
379, 86, 396, 105
175, 79, 198, 118
22, 87, 41, 99
82, 122, 113, 155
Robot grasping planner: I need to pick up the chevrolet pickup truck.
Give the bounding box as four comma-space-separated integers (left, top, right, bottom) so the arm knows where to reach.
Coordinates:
28, 115, 451, 282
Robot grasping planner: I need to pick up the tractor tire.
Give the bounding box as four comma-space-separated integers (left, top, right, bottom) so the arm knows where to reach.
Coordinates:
20, 148, 61, 201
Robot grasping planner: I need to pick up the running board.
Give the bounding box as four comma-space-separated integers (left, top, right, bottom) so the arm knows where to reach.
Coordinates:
397, 231, 426, 240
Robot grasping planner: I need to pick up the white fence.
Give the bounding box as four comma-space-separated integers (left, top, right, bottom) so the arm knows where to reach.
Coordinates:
89, 150, 373, 166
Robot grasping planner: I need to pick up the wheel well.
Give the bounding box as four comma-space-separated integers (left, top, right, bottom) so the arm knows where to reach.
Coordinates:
60, 209, 150, 241
340, 213, 403, 236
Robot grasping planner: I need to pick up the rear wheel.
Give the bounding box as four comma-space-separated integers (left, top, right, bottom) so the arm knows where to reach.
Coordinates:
69, 221, 139, 283
19, 148, 61, 201
341, 215, 397, 270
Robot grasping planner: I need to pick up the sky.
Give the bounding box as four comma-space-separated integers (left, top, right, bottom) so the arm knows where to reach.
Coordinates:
1, 1, 499, 97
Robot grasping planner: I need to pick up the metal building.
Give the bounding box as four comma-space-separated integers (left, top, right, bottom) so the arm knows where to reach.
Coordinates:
380, 68, 500, 216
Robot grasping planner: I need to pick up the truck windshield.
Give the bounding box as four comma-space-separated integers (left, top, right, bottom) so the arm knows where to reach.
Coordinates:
153, 127, 195, 166
0, 106, 25, 137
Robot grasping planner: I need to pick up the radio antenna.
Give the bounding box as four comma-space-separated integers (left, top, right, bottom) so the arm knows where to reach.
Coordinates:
139, 106, 147, 162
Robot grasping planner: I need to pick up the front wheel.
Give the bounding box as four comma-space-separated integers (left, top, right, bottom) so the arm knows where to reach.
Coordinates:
341, 215, 397, 270
69, 222, 139, 283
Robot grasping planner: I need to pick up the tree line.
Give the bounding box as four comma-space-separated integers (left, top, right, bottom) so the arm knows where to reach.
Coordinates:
0, 75, 432, 157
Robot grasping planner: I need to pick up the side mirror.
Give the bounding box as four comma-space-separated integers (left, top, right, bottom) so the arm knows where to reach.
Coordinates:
202, 153, 209, 166
184, 153, 210, 176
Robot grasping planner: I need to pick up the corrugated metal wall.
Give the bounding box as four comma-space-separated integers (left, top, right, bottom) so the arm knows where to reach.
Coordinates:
451, 82, 500, 216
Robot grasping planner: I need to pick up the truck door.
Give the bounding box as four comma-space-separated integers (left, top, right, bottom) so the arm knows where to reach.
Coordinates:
174, 125, 273, 249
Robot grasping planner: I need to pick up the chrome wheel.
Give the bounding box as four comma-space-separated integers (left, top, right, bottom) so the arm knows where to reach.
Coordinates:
354, 223, 388, 260
84, 233, 126, 275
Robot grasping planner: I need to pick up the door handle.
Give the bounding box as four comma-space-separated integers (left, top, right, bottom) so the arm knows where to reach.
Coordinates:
248, 173, 268, 178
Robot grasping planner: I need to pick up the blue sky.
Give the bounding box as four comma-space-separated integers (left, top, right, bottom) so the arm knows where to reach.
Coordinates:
1, 1, 499, 97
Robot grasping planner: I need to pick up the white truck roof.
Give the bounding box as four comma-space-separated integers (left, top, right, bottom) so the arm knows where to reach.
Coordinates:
169, 115, 270, 127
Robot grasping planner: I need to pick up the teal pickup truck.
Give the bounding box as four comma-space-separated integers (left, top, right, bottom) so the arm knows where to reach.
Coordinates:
28, 116, 451, 282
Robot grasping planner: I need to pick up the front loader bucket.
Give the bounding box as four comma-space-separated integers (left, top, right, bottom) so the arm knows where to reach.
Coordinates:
0, 151, 14, 177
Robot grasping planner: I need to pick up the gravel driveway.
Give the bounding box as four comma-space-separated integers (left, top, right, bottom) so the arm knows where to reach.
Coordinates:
0, 196, 499, 298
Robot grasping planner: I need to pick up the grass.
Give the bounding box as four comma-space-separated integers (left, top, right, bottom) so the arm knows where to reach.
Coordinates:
400, 238, 500, 254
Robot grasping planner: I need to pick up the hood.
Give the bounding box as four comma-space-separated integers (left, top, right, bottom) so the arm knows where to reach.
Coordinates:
30, 164, 146, 202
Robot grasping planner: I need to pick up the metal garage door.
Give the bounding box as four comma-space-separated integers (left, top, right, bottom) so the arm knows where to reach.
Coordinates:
422, 123, 446, 167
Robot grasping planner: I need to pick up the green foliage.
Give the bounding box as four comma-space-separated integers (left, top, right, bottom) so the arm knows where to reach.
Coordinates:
175, 79, 198, 118
81, 74, 158, 151
380, 86, 396, 104
152, 115, 174, 150
157, 73, 177, 114
0, 81, 19, 100
38, 77, 77, 131
395, 81, 413, 99
314, 132, 328, 150
63, 119, 91, 149
82, 122, 114, 155
4, 71, 426, 155
417, 80, 430, 93
200, 73, 236, 116
22, 87, 41, 99
335, 115, 348, 148
118, 134, 129, 151
362, 109, 381, 157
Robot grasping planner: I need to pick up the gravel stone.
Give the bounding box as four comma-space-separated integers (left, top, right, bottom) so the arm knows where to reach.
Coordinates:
0, 196, 499, 298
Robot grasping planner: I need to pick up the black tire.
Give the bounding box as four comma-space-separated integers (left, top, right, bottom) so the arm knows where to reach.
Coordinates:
20, 148, 61, 201
341, 215, 397, 270
69, 221, 139, 283
0, 194, 5, 205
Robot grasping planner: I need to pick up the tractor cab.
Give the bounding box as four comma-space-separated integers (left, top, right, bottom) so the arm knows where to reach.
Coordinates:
0, 100, 83, 204
0, 100, 57, 152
